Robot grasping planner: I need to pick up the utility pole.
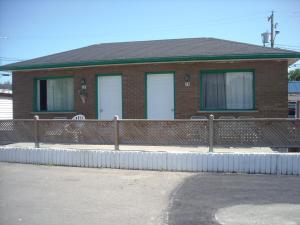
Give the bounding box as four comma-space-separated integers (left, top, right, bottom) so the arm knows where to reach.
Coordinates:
269, 11, 274, 48
262, 11, 279, 47
268, 11, 279, 48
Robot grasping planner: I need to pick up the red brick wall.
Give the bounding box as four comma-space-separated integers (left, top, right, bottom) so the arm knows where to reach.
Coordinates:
12, 60, 288, 119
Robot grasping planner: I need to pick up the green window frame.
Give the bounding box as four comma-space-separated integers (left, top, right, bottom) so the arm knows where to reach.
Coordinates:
199, 69, 256, 111
34, 76, 75, 112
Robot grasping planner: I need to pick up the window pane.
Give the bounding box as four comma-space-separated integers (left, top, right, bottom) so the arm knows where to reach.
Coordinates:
202, 73, 226, 109
288, 102, 296, 117
47, 78, 74, 111
36, 81, 40, 111
37, 78, 74, 111
225, 72, 253, 109
39, 80, 47, 111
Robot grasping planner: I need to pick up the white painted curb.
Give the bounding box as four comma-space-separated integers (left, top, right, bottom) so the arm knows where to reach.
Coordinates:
0, 147, 299, 175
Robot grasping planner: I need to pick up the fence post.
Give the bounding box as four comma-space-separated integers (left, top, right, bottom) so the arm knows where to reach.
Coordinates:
209, 114, 214, 152
34, 115, 40, 148
114, 115, 119, 150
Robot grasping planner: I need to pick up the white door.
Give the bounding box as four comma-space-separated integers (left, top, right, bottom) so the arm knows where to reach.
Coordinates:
98, 75, 122, 119
147, 73, 175, 119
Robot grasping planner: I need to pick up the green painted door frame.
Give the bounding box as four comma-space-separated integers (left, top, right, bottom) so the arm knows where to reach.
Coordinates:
144, 71, 176, 119
95, 73, 123, 119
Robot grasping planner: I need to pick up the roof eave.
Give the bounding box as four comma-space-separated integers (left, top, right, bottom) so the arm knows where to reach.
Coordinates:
1, 53, 300, 71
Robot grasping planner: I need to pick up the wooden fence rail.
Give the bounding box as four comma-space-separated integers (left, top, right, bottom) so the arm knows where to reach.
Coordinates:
0, 117, 300, 150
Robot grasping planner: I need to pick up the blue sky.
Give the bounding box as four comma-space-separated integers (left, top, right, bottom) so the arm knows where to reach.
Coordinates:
0, 0, 300, 83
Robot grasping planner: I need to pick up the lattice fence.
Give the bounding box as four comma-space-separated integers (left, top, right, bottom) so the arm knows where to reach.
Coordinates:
119, 120, 208, 146
38, 120, 114, 144
0, 118, 299, 148
0, 120, 35, 144
214, 119, 300, 147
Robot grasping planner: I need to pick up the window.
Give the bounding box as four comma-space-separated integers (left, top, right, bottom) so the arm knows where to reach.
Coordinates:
201, 71, 254, 110
36, 77, 74, 111
288, 102, 296, 118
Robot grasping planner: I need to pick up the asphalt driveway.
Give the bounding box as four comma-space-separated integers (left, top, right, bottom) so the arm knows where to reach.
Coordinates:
0, 162, 190, 225
167, 173, 300, 225
0, 162, 300, 225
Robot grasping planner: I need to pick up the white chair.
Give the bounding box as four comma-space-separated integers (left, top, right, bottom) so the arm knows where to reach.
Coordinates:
65, 114, 86, 142
72, 114, 86, 120
45, 114, 86, 143
70, 114, 85, 130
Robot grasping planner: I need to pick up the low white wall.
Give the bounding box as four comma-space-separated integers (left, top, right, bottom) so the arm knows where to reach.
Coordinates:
0, 147, 299, 175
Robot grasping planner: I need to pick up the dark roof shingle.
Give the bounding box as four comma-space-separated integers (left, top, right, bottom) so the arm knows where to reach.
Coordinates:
1, 37, 300, 70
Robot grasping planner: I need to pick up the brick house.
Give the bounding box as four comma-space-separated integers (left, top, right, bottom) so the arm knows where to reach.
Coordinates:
1, 38, 299, 119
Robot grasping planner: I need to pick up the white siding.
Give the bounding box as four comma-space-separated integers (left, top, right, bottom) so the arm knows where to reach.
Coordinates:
0, 96, 13, 119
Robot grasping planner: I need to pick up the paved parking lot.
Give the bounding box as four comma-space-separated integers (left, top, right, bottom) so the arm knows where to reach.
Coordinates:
0, 163, 189, 225
0, 162, 299, 225
168, 173, 300, 225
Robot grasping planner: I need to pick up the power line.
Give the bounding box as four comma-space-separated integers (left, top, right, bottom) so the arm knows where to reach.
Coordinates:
276, 44, 300, 48
275, 46, 300, 51
0, 59, 23, 62
0, 57, 26, 61
289, 64, 300, 68
1, 13, 268, 39
0, 56, 25, 60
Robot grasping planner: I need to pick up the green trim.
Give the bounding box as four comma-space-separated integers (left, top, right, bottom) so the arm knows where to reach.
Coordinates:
144, 73, 147, 119
144, 71, 176, 119
145, 71, 176, 75
199, 69, 256, 111
200, 73, 203, 110
199, 109, 257, 112
31, 111, 76, 114
34, 75, 74, 80
200, 69, 254, 74
33, 110, 76, 112
95, 75, 98, 119
33, 78, 37, 112
173, 73, 176, 119
95, 73, 123, 119
2, 53, 300, 71
253, 70, 256, 109
34, 75, 75, 112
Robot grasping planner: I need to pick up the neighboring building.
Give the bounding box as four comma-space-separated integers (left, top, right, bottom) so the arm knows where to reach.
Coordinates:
0, 89, 12, 119
288, 81, 300, 118
0, 38, 300, 119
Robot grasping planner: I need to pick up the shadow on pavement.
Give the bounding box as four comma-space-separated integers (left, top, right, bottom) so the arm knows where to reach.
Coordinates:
166, 173, 300, 225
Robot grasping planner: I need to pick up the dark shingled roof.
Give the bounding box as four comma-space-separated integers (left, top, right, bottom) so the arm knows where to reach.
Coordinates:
1, 37, 300, 70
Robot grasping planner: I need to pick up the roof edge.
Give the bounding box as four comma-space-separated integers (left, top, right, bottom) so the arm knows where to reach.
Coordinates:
1, 53, 300, 71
